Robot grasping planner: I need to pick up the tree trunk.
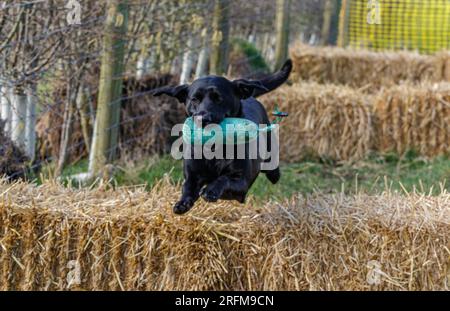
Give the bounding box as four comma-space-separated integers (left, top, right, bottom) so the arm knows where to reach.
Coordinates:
320, 0, 334, 46
146, 50, 156, 74
55, 83, 76, 177
89, 0, 129, 177
337, 0, 350, 47
309, 33, 317, 45
25, 86, 36, 160
180, 37, 196, 84
248, 25, 257, 45
77, 84, 91, 153
136, 53, 147, 80
195, 29, 210, 79
0, 85, 12, 135
210, 0, 230, 75
274, 0, 291, 71
136, 37, 151, 80
195, 45, 209, 79
170, 56, 181, 76
10, 88, 27, 152
262, 33, 271, 61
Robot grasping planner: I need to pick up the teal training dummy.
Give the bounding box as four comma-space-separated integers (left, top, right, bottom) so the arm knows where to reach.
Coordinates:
182, 107, 288, 145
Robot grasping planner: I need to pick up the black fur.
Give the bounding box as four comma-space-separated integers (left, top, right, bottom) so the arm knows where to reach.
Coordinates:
151, 60, 292, 214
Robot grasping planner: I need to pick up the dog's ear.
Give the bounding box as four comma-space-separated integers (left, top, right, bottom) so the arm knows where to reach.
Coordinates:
232, 79, 269, 99
151, 84, 189, 103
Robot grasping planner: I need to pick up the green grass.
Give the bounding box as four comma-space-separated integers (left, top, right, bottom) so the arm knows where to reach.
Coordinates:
65, 151, 450, 202
249, 154, 450, 201
114, 157, 184, 187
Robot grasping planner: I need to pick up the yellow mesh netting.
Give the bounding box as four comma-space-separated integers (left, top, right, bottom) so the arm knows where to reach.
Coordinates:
346, 0, 450, 54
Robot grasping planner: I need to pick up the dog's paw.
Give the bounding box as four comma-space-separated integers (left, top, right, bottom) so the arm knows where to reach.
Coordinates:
200, 187, 220, 202
173, 200, 193, 215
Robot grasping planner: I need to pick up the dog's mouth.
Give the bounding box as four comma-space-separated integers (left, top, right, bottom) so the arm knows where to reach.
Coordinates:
193, 115, 224, 128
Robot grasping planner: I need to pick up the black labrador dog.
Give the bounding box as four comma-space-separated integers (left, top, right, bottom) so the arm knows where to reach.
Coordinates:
151, 59, 292, 214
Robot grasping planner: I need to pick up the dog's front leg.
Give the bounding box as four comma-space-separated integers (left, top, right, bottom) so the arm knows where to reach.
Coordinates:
174, 174, 202, 214
200, 176, 248, 203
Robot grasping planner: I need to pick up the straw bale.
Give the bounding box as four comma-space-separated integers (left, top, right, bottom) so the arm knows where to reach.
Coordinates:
373, 83, 450, 156
291, 44, 449, 91
261, 83, 374, 162
0, 180, 448, 291
262, 81, 450, 161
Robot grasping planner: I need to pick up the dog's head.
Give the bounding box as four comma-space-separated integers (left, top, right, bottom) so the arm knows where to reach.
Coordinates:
151, 76, 267, 127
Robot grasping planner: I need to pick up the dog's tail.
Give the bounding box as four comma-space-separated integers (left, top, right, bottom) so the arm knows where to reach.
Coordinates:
252, 59, 293, 98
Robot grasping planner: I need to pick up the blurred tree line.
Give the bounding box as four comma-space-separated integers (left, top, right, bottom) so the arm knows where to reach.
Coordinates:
0, 0, 339, 180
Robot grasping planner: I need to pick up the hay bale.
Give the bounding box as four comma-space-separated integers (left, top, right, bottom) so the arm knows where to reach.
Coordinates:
291, 44, 449, 91
261, 83, 373, 162
262, 82, 450, 161
0, 121, 30, 180
0, 180, 448, 290
373, 82, 450, 156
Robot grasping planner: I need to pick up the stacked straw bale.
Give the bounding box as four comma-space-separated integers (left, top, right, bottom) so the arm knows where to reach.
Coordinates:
261, 82, 450, 161
290, 44, 450, 90
373, 83, 450, 156
0, 180, 448, 291
261, 82, 374, 162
